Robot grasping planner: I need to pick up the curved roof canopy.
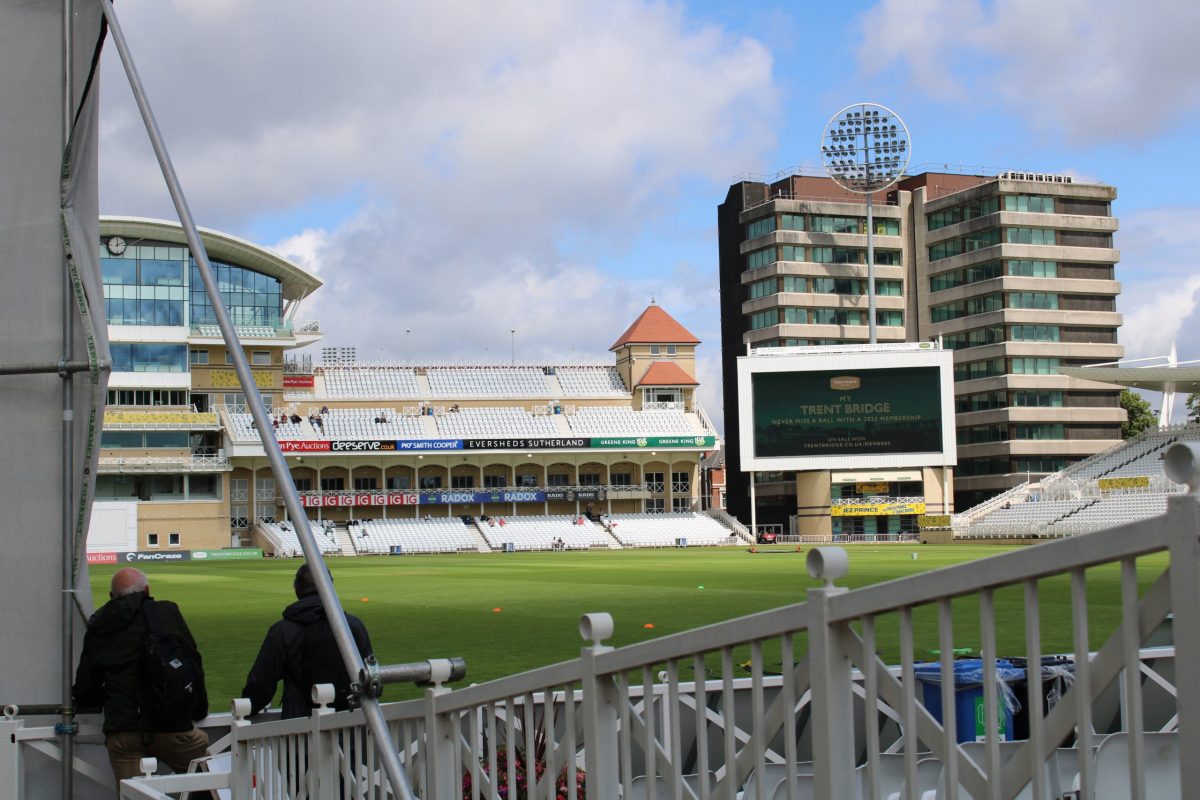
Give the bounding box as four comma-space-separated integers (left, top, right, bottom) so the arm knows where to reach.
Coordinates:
100, 216, 322, 301
1057, 365, 1200, 392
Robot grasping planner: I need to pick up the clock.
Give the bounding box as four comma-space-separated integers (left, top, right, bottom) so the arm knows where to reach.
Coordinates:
106, 236, 127, 256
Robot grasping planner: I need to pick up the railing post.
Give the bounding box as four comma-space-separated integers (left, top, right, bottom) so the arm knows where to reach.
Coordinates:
0, 714, 24, 799
228, 699, 253, 800
805, 548, 855, 799
1164, 443, 1200, 798
580, 613, 618, 799
310, 684, 338, 797
424, 686, 457, 800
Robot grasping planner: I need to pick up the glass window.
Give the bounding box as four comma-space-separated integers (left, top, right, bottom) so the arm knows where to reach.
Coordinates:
419, 476, 443, 489
1007, 260, 1057, 277
140, 260, 184, 286
1014, 423, 1065, 440
746, 217, 775, 239
876, 310, 903, 327
1011, 357, 1061, 375
101, 258, 137, 285
1012, 390, 1063, 407
252, 351, 272, 366
110, 343, 187, 373
1010, 325, 1060, 341
386, 476, 409, 491
781, 276, 806, 293
745, 249, 773, 270
147, 533, 159, 547
450, 475, 474, 489
779, 245, 804, 261
1004, 195, 1055, 213
781, 307, 807, 324
546, 473, 569, 487
749, 311, 777, 330
190, 349, 209, 365
1006, 227, 1056, 245
779, 213, 804, 231
748, 279, 776, 300
144, 431, 189, 448
927, 196, 999, 230
874, 218, 900, 236
168, 533, 181, 546
1008, 292, 1058, 310
483, 474, 507, 488
354, 477, 379, 491
811, 215, 863, 234
320, 477, 345, 491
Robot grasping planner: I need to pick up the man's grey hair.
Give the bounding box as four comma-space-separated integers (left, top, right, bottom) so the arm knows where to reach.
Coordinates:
111, 568, 149, 597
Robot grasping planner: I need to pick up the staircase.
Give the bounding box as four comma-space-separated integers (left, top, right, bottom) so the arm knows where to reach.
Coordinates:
334, 524, 357, 557
469, 521, 494, 552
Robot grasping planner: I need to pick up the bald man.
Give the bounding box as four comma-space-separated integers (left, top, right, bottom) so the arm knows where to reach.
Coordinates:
74, 567, 210, 783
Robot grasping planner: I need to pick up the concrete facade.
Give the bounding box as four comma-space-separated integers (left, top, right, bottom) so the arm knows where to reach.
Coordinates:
718, 170, 1123, 525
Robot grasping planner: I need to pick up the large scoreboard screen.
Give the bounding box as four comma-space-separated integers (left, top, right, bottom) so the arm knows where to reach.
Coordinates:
737, 345, 956, 471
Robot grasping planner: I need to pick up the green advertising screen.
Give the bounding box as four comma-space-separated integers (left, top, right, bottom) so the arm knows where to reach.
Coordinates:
752, 367, 943, 457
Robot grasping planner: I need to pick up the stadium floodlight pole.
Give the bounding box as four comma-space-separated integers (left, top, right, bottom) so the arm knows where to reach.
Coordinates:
97, 4, 417, 798
820, 103, 911, 344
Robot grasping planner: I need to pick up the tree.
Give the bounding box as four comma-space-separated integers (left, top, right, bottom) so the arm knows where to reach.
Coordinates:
1188, 391, 1200, 424
1120, 389, 1157, 439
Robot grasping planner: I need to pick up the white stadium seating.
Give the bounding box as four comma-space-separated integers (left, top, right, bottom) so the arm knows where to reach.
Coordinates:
603, 513, 736, 548
321, 367, 421, 398
426, 367, 552, 398
434, 407, 559, 438
258, 519, 340, 557
477, 515, 612, 551
958, 423, 1200, 537
347, 518, 479, 554
567, 407, 697, 436
555, 367, 629, 397
318, 408, 425, 439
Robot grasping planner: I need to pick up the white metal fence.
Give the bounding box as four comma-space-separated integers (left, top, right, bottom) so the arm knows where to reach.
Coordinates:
6, 490, 1198, 798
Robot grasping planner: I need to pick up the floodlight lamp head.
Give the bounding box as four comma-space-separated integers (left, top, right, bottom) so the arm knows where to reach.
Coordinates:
820, 102, 910, 194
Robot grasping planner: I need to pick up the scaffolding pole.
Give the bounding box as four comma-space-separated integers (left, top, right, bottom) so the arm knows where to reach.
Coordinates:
97, 2, 416, 796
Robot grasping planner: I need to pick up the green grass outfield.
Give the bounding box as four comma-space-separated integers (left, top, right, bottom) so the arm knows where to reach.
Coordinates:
85, 545, 1167, 710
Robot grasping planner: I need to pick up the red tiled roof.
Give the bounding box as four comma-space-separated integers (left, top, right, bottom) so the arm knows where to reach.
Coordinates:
610, 304, 701, 350
635, 361, 698, 387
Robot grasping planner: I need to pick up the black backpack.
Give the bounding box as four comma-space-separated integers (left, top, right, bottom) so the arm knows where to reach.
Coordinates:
137, 599, 201, 732
300, 615, 354, 711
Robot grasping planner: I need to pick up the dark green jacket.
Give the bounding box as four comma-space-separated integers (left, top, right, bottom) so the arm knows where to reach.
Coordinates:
73, 592, 209, 733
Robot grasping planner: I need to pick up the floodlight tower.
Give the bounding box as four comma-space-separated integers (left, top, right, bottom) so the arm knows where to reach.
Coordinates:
820, 103, 910, 344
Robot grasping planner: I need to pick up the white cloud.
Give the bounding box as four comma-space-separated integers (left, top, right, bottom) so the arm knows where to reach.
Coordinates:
857, 0, 1200, 144
99, 1, 778, 430
1116, 206, 1200, 362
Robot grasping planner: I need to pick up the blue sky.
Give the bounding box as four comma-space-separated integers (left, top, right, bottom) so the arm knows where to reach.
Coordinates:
98, 0, 1200, 430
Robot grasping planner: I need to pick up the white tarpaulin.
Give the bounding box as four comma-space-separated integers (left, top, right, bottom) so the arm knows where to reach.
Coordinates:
0, 0, 109, 707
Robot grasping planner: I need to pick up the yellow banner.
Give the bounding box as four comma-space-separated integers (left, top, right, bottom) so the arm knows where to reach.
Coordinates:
917, 514, 952, 529
206, 369, 275, 389
104, 410, 218, 425
1097, 476, 1150, 491
856, 482, 889, 494
832, 500, 926, 517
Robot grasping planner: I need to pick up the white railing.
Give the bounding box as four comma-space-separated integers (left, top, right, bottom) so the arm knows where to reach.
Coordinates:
706, 507, 754, 543
642, 401, 684, 411
97, 482, 1199, 799
97, 454, 230, 472
952, 480, 1032, 527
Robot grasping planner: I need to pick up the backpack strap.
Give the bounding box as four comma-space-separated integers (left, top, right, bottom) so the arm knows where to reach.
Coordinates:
141, 597, 163, 633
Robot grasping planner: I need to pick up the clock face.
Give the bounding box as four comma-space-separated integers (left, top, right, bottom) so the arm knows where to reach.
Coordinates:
106, 236, 127, 255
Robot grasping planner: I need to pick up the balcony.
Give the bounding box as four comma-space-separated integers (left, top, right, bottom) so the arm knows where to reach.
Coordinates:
96, 453, 230, 473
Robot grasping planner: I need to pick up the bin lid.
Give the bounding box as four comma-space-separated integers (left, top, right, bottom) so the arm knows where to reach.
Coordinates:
913, 658, 1025, 685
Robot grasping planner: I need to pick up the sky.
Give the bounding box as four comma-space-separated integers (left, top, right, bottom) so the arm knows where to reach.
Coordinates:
97, 0, 1200, 432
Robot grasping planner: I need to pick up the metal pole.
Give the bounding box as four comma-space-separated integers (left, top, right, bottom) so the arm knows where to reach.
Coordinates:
97, 4, 416, 797
60, 1, 77, 796
866, 193, 877, 344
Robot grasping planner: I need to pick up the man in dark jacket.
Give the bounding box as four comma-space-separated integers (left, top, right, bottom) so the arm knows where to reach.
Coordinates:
241, 562, 374, 718
73, 567, 209, 781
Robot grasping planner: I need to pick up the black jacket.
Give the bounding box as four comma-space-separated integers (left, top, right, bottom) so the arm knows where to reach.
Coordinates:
241, 594, 374, 719
73, 593, 208, 733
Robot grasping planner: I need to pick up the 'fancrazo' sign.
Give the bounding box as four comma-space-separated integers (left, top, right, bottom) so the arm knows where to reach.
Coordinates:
299, 492, 419, 507
122, 550, 192, 562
